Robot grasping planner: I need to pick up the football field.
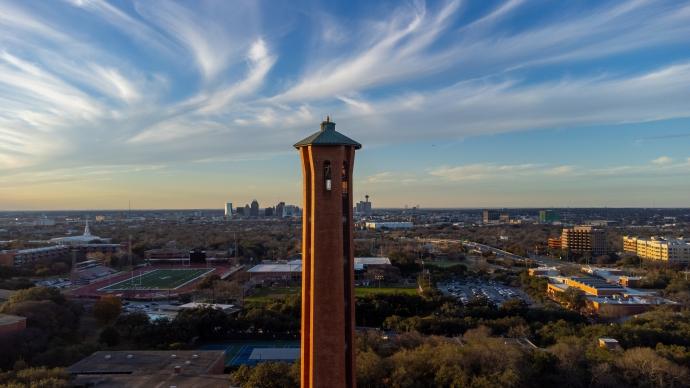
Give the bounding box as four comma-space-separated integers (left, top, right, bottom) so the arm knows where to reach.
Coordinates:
99, 268, 214, 291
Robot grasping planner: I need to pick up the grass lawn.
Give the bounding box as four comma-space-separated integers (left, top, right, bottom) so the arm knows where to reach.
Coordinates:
244, 285, 419, 304
244, 286, 299, 304
355, 286, 419, 297
99, 268, 213, 291
427, 260, 467, 268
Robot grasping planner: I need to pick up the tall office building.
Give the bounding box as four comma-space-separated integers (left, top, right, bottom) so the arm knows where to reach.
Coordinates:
355, 194, 372, 216
539, 209, 560, 224
561, 225, 606, 256
295, 118, 360, 388
483, 209, 501, 224
250, 200, 260, 217
276, 202, 285, 218
224, 202, 233, 219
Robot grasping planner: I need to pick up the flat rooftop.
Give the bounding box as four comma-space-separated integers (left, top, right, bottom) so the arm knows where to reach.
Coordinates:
568, 277, 624, 290
68, 350, 224, 376
71, 373, 233, 388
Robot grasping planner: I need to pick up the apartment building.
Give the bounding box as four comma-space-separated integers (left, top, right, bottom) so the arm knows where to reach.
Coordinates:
561, 225, 606, 256
622, 236, 690, 263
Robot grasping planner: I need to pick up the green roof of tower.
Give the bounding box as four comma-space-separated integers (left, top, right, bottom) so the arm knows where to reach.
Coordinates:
294, 117, 362, 149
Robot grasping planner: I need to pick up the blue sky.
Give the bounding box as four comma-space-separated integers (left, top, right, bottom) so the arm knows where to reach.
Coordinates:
1, 0, 690, 210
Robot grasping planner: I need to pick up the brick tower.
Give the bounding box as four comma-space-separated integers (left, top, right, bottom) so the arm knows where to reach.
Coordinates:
295, 117, 361, 388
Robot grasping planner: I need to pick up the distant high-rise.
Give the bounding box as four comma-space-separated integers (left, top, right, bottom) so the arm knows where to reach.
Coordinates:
276, 202, 286, 218
265, 207, 274, 217
355, 194, 372, 216
244, 204, 251, 217
482, 209, 501, 224
224, 202, 233, 219
250, 200, 259, 217
295, 118, 360, 388
539, 209, 560, 224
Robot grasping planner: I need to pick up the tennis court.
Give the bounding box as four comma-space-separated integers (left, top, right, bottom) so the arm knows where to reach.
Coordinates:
98, 268, 214, 291
199, 340, 300, 367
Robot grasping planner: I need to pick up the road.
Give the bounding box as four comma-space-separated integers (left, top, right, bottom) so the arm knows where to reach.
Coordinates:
420, 237, 572, 269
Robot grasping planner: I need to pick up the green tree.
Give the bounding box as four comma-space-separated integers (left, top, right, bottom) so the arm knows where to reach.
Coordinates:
231, 362, 298, 388
0, 367, 69, 387
93, 296, 122, 325
99, 326, 120, 347
357, 350, 387, 387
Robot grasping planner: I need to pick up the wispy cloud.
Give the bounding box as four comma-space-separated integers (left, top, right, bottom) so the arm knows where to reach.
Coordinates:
2, 0, 690, 208
428, 157, 690, 183
651, 156, 672, 166
430, 163, 543, 181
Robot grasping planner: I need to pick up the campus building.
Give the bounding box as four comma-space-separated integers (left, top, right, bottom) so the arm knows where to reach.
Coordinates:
295, 118, 360, 387
561, 225, 606, 256
547, 237, 562, 250
622, 236, 690, 263
0, 245, 70, 267
68, 351, 226, 387
545, 275, 676, 319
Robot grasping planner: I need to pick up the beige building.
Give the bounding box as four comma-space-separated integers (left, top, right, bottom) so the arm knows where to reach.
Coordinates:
622, 236, 690, 263
561, 226, 606, 256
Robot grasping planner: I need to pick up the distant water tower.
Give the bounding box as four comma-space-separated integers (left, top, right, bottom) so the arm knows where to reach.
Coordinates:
294, 117, 361, 388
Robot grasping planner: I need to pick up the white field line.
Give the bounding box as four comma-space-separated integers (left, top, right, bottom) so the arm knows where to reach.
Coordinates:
172, 268, 215, 290
98, 268, 214, 291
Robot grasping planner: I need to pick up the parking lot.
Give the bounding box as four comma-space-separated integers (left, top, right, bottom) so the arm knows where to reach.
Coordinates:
438, 278, 530, 306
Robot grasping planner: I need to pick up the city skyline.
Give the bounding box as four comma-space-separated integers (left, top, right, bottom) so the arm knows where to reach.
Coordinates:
2, 0, 690, 210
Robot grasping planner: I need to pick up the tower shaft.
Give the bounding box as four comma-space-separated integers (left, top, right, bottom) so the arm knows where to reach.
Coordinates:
299, 144, 357, 388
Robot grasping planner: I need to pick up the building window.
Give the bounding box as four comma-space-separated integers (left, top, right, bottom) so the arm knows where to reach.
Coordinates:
341, 161, 349, 194
324, 161, 332, 191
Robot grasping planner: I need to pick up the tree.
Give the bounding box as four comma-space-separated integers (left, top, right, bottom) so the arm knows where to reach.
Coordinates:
356, 350, 387, 387
2, 287, 66, 310
99, 326, 120, 347
115, 312, 150, 338
93, 296, 122, 325
616, 347, 688, 387
0, 367, 69, 387
560, 288, 585, 311
231, 362, 298, 388
174, 306, 229, 340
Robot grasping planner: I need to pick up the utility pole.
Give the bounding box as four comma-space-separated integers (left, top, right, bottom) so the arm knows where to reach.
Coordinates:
129, 234, 133, 287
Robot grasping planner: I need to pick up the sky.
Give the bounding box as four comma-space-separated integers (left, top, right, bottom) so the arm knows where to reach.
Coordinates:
1, 0, 690, 210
